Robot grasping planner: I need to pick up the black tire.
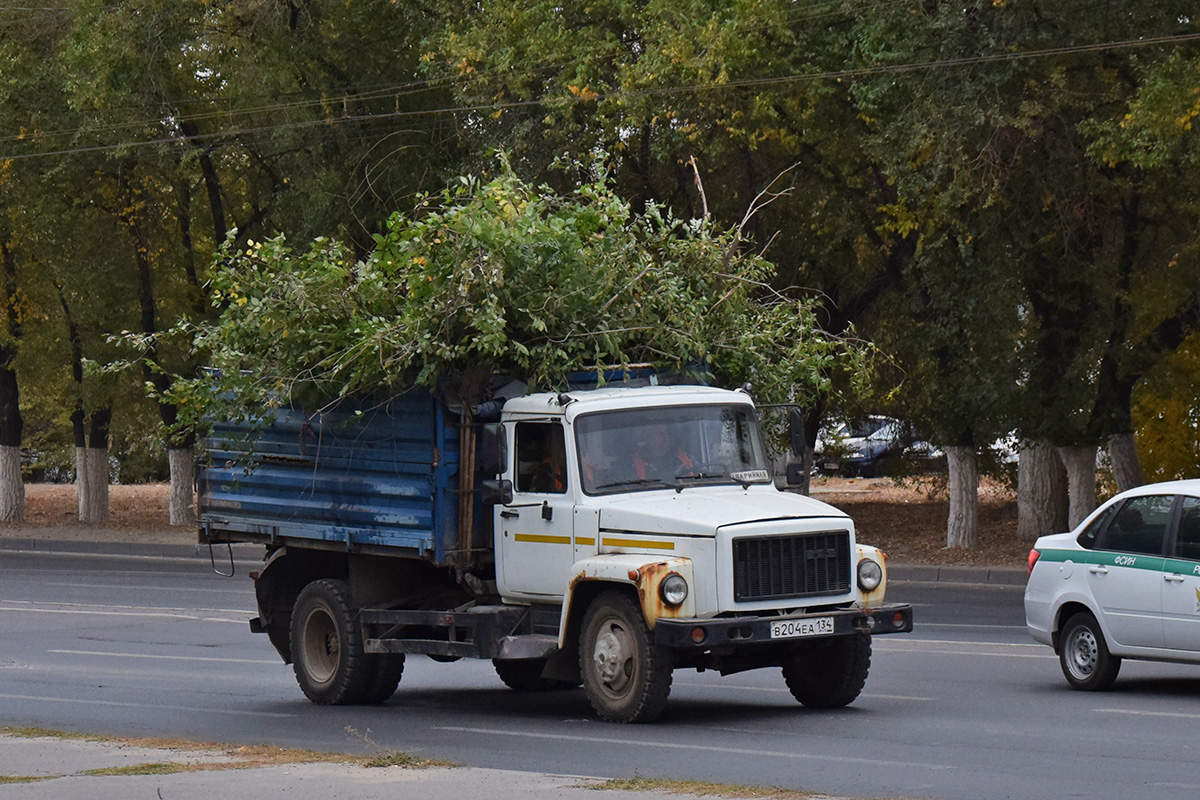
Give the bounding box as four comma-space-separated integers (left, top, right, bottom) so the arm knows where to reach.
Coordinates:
1058, 612, 1121, 691
492, 658, 573, 691
579, 591, 673, 723
290, 579, 371, 705
361, 654, 405, 704
782, 634, 872, 709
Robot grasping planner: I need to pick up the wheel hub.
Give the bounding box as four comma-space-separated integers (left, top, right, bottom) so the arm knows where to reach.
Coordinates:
593, 620, 634, 694
1066, 628, 1097, 678
302, 609, 340, 684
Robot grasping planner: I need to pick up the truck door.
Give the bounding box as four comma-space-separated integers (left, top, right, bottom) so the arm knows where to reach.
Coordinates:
496, 420, 576, 598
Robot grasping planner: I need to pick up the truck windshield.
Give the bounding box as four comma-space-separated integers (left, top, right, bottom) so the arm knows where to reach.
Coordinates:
575, 404, 771, 495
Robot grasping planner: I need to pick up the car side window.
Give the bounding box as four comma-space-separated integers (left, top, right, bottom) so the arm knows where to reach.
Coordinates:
515, 422, 567, 494
1100, 494, 1174, 556
1174, 497, 1200, 562
1077, 504, 1119, 550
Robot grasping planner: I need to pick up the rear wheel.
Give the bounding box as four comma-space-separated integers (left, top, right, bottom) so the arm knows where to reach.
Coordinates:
290, 579, 371, 705
579, 591, 673, 723
1059, 612, 1120, 691
361, 654, 405, 704
782, 634, 871, 708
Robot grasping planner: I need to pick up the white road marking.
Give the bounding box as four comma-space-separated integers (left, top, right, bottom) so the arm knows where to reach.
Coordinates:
436, 726, 954, 771
677, 682, 933, 701
49, 649, 277, 665
1097, 708, 1200, 720
0, 602, 250, 623
875, 638, 1056, 659
39, 581, 243, 594
0, 692, 294, 718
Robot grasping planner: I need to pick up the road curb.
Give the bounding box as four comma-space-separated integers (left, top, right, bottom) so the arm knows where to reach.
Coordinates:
889, 562, 1026, 585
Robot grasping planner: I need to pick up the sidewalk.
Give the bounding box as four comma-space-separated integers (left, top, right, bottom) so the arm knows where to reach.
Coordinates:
1, 732, 781, 800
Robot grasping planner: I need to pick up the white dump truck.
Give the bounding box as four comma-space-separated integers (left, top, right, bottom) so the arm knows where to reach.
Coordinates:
198, 378, 912, 722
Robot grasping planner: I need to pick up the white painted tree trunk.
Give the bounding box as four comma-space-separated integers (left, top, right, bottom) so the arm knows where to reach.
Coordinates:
168, 447, 195, 526
76, 446, 91, 521
79, 447, 110, 523
945, 445, 979, 549
1057, 445, 1097, 529
1107, 433, 1145, 492
0, 444, 24, 522
1017, 440, 1069, 541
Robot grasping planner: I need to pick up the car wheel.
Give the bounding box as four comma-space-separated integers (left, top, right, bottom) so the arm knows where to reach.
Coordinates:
1058, 612, 1121, 691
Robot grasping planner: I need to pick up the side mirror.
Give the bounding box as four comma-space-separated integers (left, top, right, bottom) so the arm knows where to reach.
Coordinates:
788, 408, 806, 457
481, 479, 513, 506
479, 423, 507, 476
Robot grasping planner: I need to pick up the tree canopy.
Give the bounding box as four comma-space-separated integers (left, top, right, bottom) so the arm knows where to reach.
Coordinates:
171, 159, 864, 427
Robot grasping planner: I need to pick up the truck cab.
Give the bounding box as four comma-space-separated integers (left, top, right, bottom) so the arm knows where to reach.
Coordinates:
482, 385, 911, 721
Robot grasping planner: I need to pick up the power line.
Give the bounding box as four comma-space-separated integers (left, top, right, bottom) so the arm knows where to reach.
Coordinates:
0, 0, 1167, 147
3, 28, 1198, 162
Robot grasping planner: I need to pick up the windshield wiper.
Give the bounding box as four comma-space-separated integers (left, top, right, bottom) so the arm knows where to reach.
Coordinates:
671, 472, 729, 492
593, 478, 672, 491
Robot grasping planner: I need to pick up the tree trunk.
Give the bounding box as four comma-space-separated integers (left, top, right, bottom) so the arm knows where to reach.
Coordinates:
796, 442, 814, 496
0, 243, 23, 522
78, 409, 112, 524
0, 445, 23, 521
1017, 440, 1069, 541
84, 447, 110, 523
1057, 445, 1098, 529
75, 446, 89, 520
1107, 433, 1145, 492
168, 446, 195, 526
945, 445, 979, 549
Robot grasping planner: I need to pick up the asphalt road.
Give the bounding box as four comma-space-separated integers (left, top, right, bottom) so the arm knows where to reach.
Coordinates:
3, 549, 1200, 800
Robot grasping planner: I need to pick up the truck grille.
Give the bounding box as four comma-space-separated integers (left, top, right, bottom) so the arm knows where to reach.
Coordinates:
733, 531, 851, 601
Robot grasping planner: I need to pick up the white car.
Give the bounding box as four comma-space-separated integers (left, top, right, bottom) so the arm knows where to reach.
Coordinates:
1024, 479, 1200, 690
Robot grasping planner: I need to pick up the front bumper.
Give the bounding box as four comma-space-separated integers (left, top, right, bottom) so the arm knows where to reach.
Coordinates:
654, 603, 913, 649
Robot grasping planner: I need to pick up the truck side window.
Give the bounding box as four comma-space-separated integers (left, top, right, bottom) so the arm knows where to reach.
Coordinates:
515, 422, 567, 494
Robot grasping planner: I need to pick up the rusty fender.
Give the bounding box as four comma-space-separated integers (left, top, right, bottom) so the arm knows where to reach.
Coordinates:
856, 543, 889, 606
561, 554, 696, 643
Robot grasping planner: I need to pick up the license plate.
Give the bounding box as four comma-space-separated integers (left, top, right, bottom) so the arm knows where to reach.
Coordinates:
770, 616, 834, 639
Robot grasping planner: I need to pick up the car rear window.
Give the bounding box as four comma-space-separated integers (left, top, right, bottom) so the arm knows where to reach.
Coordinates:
1077, 504, 1119, 550
1101, 495, 1174, 556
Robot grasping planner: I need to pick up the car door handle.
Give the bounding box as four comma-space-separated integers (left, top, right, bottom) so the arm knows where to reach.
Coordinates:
1164, 574, 1186, 583
1088, 565, 1109, 575
499, 509, 519, 519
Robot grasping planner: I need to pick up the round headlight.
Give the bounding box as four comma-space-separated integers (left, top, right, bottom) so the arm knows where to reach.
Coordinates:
857, 558, 883, 592
659, 574, 689, 607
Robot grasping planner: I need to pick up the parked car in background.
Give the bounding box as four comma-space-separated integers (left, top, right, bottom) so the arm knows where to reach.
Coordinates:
1024, 480, 1200, 690
814, 416, 940, 478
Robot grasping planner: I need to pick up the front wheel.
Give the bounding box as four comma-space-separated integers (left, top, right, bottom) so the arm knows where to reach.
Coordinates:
782, 634, 871, 708
1059, 612, 1120, 691
290, 579, 371, 705
579, 591, 673, 723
